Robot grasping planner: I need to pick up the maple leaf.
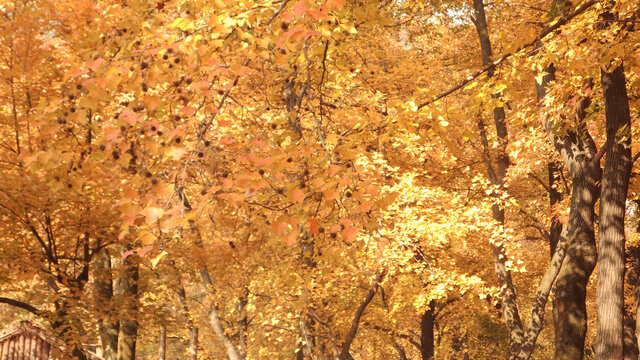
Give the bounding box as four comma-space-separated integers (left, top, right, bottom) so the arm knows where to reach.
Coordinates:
283, 231, 299, 246
289, 188, 305, 203
141, 206, 164, 225
292, 2, 308, 18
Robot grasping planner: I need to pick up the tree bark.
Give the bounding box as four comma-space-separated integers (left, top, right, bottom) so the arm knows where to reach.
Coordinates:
623, 312, 638, 360
595, 63, 632, 360
537, 65, 601, 360
512, 225, 570, 360
189, 327, 198, 360
95, 247, 118, 360
471, 0, 524, 355
420, 300, 435, 360
158, 325, 166, 360
116, 251, 139, 360
176, 280, 198, 360
549, 161, 564, 258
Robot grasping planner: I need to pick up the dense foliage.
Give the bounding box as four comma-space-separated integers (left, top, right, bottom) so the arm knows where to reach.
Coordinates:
0, 0, 639, 359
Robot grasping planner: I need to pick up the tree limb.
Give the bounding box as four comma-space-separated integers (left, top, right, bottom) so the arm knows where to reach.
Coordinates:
339, 271, 386, 360
0, 297, 41, 315
416, 0, 597, 110
512, 230, 574, 359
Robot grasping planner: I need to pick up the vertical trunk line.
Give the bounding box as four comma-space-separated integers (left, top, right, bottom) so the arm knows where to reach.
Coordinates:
158, 326, 166, 360
471, 0, 524, 355
595, 63, 631, 360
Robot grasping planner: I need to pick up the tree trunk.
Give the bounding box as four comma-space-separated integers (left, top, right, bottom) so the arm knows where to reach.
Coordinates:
420, 300, 435, 360
629, 213, 640, 359
158, 325, 166, 360
623, 312, 638, 360
237, 289, 248, 359
548, 161, 564, 258
338, 272, 385, 360
537, 64, 601, 360
471, 0, 524, 355
548, 161, 563, 350
183, 193, 242, 360
596, 63, 632, 360
553, 157, 600, 360
116, 251, 139, 360
189, 327, 198, 360
95, 247, 118, 360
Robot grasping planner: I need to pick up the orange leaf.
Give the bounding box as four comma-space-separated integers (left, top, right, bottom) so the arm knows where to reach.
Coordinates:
272, 222, 288, 236
328, 164, 341, 176
293, 1, 307, 17
289, 188, 305, 203
342, 227, 359, 242
355, 201, 373, 214
323, 190, 337, 201
309, 218, 319, 234
144, 95, 162, 111
180, 106, 198, 117
308, 9, 326, 19
166, 147, 186, 161
283, 231, 299, 246
87, 58, 106, 72
120, 109, 140, 126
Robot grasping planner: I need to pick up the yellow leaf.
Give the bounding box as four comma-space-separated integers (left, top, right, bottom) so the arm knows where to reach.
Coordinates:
166, 147, 186, 161
169, 17, 195, 31
152, 251, 168, 269
138, 232, 156, 245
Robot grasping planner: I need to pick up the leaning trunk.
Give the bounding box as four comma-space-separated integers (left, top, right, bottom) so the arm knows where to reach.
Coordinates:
595, 63, 632, 360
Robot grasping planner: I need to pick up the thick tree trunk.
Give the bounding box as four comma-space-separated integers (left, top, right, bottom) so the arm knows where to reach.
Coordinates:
471, 0, 524, 355
553, 163, 599, 360
95, 247, 118, 360
420, 300, 435, 360
158, 325, 166, 360
596, 63, 632, 360
537, 64, 601, 360
116, 251, 139, 360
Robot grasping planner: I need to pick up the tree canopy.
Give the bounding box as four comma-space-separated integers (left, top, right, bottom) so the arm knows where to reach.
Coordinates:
0, 0, 639, 359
